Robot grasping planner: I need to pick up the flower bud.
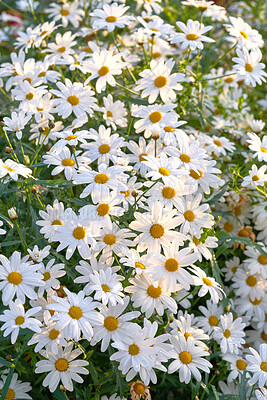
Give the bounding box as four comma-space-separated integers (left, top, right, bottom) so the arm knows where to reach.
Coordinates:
8, 207, 18, 220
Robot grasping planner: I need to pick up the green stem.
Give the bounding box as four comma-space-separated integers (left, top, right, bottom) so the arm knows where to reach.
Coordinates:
116, 82, 139, 95
14, 220, 28, 251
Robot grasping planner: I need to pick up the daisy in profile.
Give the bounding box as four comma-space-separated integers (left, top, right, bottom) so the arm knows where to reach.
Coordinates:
91, 3, 134, 32
91, 296, 140, 352
0, 159, 32, 181
47, 288, 103, 341
0, 251, 44, 305
52, 208, 97, 260
36, 199, 65, 241
190, 266, 224, 303
35, 342, 89, 392
174, 193, 214, 237
246, 343, 267, 388
51, 78, 97, 121
247, 133, 267, 162
0, 373, 32, 400
135, 58, 184, 104
3, 110, 31, 140
125, 272, 177, 318
168, 336, 212, 383
99, 94, 128, 129
0, 299, 41, 344
130, 201, 186, 253
214, 313, 246, 354
171, 19, 215, 51
85, 49, 126, 93
233, 48, 267, 87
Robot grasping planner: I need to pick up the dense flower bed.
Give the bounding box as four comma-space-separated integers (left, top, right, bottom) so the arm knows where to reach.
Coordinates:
0, 0, 266, 399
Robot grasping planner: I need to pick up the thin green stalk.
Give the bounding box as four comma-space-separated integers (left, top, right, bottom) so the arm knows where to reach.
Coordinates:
116, 82, 139, 95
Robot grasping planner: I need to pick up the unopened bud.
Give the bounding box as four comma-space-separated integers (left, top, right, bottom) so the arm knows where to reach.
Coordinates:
25, 155, 30, 166
59, 385, 66, 392
5, 147, 12, 153
132, 189, 138, 198
49, 121, 55, 129
8, 207, 18, 220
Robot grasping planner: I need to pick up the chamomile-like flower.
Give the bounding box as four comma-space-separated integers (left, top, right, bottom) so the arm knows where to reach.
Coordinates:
91, 3, 134, 32
190, 266, 224, 304
171, 19, 215, 51
214, 313, 246, 354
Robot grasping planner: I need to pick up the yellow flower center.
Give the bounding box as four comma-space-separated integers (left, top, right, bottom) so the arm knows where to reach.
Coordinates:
65, 135, 77, 141
147, 284, 162, 298
135, 262, 146, 270
98, 66, 109, 76
38, 72, 46, 78
162, 186, 176, 199
99, 144, 111, 154
223, 329, 231, 338
62, 158, 75, 166
150, 224, 164, 238
238, 229, 249, 237
154, 76, 167, 88
184, 332, 193, 340
51, 219, 62, 225
3, 166, 15, 172
104, 234, 116, 245
26, 92, 34, 100
250, 297, 262, 305
120, 190, 130, 197
260, 362, 267, 372
68, 306, 82, 320
94, 173, 109, 184
15, 316, 25, 325
6, 389, 15, 400
102, 284, 110, 292
179, 351, 192, 364
164, 126, 175, 132
213, 139, 222, 146
190, 169, 203, 179
128, 344, 140, 355
224, 222, 233, 233
193, 236, 201, 246
106, 111, 113, 118
139, 153, 147, 161
258, 255, 267, 265
57, 46, 66, 53
246, 275, 257, 287
203, 277, 213, 287
49, 329, 60, 340
67, 95, 80, 106
73, 227, 86, 240
133, 382, 145, 395
149, 111, 162, 123
97, 203, 110, 216
23, 77, 32, 84
106, 16, 117, 23
60, 8, 70, 16
252, 174, 259, 181
104, 316, 118, 331
231, 266, 238, 274
224, 77, 234, 83
8, 272, 22, 285
209, 315, 218, 326
236, 359, 247, 370
55, 358, 69, 372
186, 33, 198, 41
261, 147, 267, 153
180, 154, 191, 163
159, 167, 170, 176
153, 52, 162, 59
43, 272, 51, 281
165, 258, 179, 272
184, 210, 195, 222
245, 63, 253, 73
240, 31, 248, 39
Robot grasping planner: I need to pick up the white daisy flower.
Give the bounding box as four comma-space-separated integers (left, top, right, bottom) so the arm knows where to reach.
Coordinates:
91, 296, 140, 352
0, 299, 41, 344
50, 129, 91, 154
36, 199, 65, 241
52, 208, 97, 260
247, 133, 267, 162
223, 354, 250, 382
99, 94, 128, 129
3, 110, 31, 140
243, 245, 267, 279
242, 165, 267, 187
97, 221, 135, 257
35, 342, 89, 392
171, 19, 215, 51
0, 220, 6, 236
188, 234, 218, 262
166, 137, 208, 172
170, 313, 209, 347
44, 31, 77, 64
85, 49, 127, 93
255, 387, 267, 400
197, 300, 223, 336
190, 266, 224, 304
0, 373, 32, 400
120, 249, 151, 275
89, 267, 125, 306
27, 245, 51, 263
233, 48, 267, 87
168, 336, 212, 383
221, 256, 242, 282
248, 119, 265, 134
47, 1, 85, 28
125, 272, 177, 318
38, 259, 66, 297
224, 16, 263, 50
0, 159, 32, 181
0, 251, 44, 305
232, 268, 265, 301
130, 201, 186, 253
135, 58, 184, 104
91, 3, 134, 32
46, 288, 103, 341
246, 343, 267, 388
127, 137, 155, 175
214, 313, 246, 354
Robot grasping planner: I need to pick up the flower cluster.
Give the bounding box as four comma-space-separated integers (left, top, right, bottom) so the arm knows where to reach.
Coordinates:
0, 0, 266, 399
